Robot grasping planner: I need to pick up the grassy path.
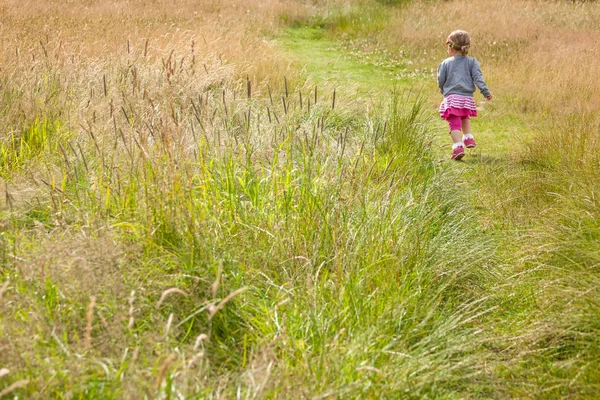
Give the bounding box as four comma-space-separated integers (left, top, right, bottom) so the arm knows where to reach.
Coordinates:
280, 27, 526, 162
280, 28, 425, 95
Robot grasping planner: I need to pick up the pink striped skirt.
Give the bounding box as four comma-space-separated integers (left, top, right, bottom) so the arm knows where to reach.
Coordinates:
439, 94, 478, 120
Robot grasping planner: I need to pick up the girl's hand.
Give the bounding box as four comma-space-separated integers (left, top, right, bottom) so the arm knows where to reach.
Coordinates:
486, 93, 493, 101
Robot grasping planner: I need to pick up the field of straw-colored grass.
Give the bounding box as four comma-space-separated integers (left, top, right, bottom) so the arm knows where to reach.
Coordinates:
1, 0, 600, 398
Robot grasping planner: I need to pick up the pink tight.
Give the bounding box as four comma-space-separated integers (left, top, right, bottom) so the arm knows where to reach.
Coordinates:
447, 115, 470, 132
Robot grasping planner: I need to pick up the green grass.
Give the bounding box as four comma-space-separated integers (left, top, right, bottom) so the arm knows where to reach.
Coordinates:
280, 27, 430, 97
0, 117, 67, 176
0, 88, 497, 397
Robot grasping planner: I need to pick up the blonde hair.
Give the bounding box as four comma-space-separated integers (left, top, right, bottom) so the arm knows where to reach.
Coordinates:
447, 30, 471, 56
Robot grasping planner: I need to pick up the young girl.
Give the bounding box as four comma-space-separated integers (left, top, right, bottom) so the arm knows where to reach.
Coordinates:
437, 30, 492, 160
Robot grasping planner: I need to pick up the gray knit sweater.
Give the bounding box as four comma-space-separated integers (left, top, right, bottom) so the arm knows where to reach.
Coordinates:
437, 56, 491, 98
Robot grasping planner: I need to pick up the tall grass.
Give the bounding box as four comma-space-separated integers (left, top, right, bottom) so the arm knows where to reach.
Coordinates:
0, 4, 501, 393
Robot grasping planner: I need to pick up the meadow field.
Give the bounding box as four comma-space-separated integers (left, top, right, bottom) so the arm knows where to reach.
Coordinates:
1, 0, 599, 398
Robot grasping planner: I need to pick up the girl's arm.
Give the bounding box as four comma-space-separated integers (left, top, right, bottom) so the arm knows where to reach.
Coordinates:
471, 59, 491, 99
437, 62, 446, 94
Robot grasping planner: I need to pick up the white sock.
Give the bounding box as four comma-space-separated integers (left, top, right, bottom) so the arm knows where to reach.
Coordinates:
463, 134, 474, 140
452, 142, 464, 149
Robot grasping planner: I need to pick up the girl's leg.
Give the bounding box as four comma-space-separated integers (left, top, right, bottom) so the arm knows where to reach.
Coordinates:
447, 115, 465, 160
450, 129, 463, 143
447, 115, 463, 144
461, 117, 471, 136
461, 116, 476, 148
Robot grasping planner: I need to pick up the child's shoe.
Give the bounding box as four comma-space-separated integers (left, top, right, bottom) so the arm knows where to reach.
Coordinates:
463, 136, 476, 148
451, 144, 465, 161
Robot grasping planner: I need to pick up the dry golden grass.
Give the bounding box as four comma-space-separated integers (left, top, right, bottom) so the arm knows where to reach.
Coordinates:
386, 0, 600, 114
0, 0, 326, 99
